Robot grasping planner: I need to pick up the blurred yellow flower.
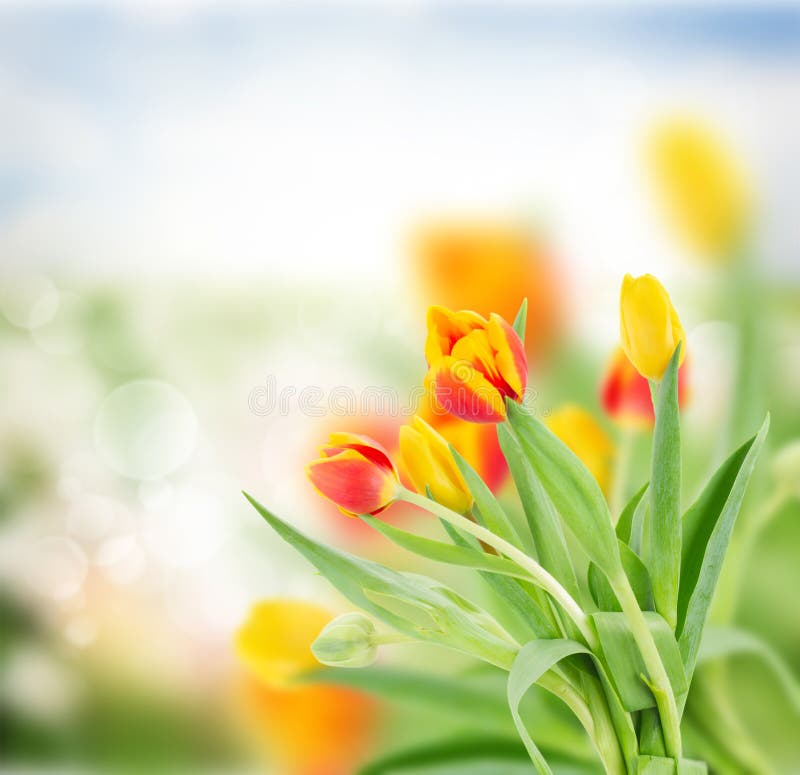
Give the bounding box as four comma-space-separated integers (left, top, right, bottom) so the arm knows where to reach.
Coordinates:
400, 415, 473, 513
234, 599, 378, 775
647, 118, 750, 260
235, 599, 331, 686
620, 273, 686, 381
411, 222, 563, 361
546, 405, 615, 494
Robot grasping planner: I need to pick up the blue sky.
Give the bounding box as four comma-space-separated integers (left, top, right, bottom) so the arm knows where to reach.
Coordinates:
1, 4, 798, 290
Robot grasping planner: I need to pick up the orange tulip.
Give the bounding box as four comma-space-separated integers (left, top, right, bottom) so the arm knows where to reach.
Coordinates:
424, 306, 527, 424
546, 405, 615, 495
307, 433, 400, 517
235, 599, 377, 775
600, 347, 690, 429
411, 222, 563, 360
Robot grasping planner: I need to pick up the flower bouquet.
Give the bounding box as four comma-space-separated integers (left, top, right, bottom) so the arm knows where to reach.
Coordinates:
244, 275, 771, 774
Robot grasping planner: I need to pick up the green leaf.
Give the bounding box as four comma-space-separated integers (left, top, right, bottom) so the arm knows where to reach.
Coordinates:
513, 297, 528, 341
361, 515, 530, 581
647, 345, 682, 630
442, 520, 559, 641
637, 756, 708, 774
505, 401, 621, 578
508, 640, 591, 774
244, 493, 517, 669
591, 611, 687, 712
676, 416, 769, 678
617, 482, 648, 545
450, 447, 524, 549
301, 666, 514, 730
697, 626, 800, 714
497, 424, 581, 602
357, 736, 530, 775
588, 541, 654, 613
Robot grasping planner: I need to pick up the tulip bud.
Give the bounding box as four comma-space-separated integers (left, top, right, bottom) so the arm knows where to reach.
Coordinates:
307, 433, 400, 517
620, 274, 686, 381
423, 306, 527, 424
399, 415, 473, 513
311, 613, 378, 668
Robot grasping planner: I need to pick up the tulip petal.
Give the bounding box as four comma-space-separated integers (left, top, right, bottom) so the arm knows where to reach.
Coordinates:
488, 313, 528, 399
307, 449, 397, 516
450, 328, 505, 386
326, 432, 396, 474
425, 356, 506, 423
424, 305, 488, 364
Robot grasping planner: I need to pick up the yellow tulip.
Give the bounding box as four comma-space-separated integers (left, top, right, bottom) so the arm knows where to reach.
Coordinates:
620, 273, 686, 381
647, 118, 750, 261
546, 405, 615, 495
399, 415, 473, 513
234, 599, 331, 686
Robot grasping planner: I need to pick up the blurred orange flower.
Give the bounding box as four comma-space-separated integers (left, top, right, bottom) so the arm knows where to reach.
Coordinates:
235, 599, 377, 775
411, 222, 562, 361
546, 405, 615, 495
601, 347, 690, 429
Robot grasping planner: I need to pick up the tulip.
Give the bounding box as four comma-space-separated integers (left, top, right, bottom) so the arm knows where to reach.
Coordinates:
307, 433, 400, 517
235, 599, 332, 686
399, 415, 473, 513
546, 405, 615, 495
417, 390, 508, 492
424, 306, 527, 423
619, 274, 686, 381
312, 613, 378, 668
411, 221, 563, 359
601, 347, 690, 428
647, 118, 750, 261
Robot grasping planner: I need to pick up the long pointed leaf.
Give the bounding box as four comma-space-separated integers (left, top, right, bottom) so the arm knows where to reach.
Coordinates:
506, 401, 621, 578
676, 416, 769, 677
361, 514, 529, 580
497, 424, 581, 602
697, 626, 800, 714
441, 520, 558, 641
244, 493, 518, 669
513, 297, 528, 341
508, 640, 589, 774
647, 345, 682, 630
450, 447, 525, 548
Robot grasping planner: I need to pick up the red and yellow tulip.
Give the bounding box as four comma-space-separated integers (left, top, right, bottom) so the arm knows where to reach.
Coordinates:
399, 415, 473, 513
620, 274, 686, 381
601, 347, 690, 428
424, 306, 528, 424
546, 405, 615, 495
411, 221, 563, 360
235, 599, 377, 775
307, 433, 400, 517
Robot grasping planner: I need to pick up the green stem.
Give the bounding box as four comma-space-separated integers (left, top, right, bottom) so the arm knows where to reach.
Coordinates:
399, 487, 598, 651
610, 426, 637, 521
581, 673, 628, 775
611, 571, 682, 760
